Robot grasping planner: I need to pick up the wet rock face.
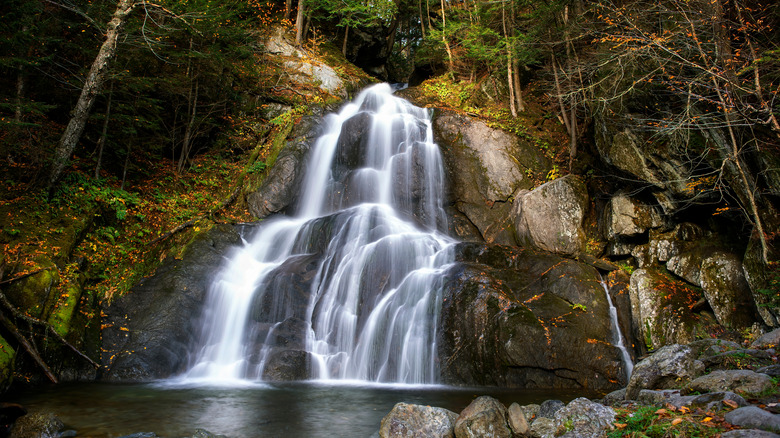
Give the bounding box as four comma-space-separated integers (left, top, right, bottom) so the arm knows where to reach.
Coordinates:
246, 116, 320, 219
101, 225, 244, 380
438, 243, 628, 391
433, 109, 551, 244
512, 174, 589, 256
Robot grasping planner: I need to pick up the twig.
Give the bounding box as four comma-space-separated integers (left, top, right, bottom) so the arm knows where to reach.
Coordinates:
0, 311, 57, 383
0, 267, 55, 286
0, 292, 100, 369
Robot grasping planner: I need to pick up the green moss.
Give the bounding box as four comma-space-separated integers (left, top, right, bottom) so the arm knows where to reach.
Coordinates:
6, 264, 59, 320
47, 278, 83, 338
0, 335, 15, 389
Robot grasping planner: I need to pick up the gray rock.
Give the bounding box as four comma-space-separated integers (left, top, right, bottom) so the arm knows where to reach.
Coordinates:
513, 175, 589, 256
433, 109, 551, 245
629, 270, 704, 349
247, 115, 319, 219
10, 411, 64, 438
529, 417, 556, 438
379, 402, 457, 438
117, 434, 157, 438
683, 370, 774, 397
699, 251, 758, 329
601, 388, 627, 406
721, 430, 780, 438
752, 328, 780, 349
553, 398, 616, 438
520, 404, 540, 423
454, 396, 512, 438
606, 194, 662, 239
635, 389, 695, 407
757, 365, 780, 377
688, 338, 741, 358
440, 243, 627, 391
625, 344, 705, 400
507, 403, 530, 436
191, 429, 227, 438
689, 392, 748, 411
725, 406, 780, 433
538, 400, 565, 419
744, 236, 780, 327
699, 349, 773, 370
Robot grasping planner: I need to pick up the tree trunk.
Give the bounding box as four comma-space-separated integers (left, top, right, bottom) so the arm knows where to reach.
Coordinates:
47, 0, 136, 192
342, 26, 349, 57
502, 1, 516, 117
295, 0, 305, 45
178, 79, 199, 174
94, 82, 113, 179
440, 0, 454, 74
284, 0, 293, 20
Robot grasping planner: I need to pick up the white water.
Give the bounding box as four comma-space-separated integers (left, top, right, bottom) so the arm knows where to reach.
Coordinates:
182, 84, 455, 384
600, 279, 634, 380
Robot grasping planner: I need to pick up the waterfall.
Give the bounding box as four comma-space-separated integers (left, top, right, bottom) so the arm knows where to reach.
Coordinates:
599, 278, 634, 380
182, 84, 455, 384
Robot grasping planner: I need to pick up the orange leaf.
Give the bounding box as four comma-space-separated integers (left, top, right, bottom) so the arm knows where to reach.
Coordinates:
702, 417, 712, 423
672, 418, 683, 426
723, 399, 739, 409
655, 408, 668, 415
615, 423, 627, 429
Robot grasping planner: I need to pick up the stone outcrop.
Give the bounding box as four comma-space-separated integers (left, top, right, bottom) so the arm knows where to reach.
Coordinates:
512, 175, 589, 256
101, 225, 244, 380
629, 269, 708, 349
433, 109, 552, 244
439, 243, 629, 391
247, 115, 320, 219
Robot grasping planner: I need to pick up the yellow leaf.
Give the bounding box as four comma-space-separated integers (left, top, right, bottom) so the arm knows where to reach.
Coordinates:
702, 417, 712, 423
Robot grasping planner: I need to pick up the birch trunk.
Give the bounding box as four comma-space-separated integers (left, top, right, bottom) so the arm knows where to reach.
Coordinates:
48, 0, 135, 191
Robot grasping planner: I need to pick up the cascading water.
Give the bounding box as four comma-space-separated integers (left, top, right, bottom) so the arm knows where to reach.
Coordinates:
182, 84, 455, 384
599, 279, 634, 380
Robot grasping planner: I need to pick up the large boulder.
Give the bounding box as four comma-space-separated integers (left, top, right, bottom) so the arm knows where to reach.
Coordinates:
625, 344, 705, 400
454, 396, 512, 438
512, 175, 589, 256
682, 370, 775, 397
629, 269, 708, 349
605, 194, 663, 240
551, 398, 616, 438
101, 225, 243, 380
439, 243, 629, 391
743, 235, 780, 328
379, 403, 458, 438
667, 246, 759, 330
433, 109, 551, 244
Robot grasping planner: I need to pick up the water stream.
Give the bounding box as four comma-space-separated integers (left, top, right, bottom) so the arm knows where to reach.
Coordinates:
182, 84, 455, 384
600, 278, 634, 379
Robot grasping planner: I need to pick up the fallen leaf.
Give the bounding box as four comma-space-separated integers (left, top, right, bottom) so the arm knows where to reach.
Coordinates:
723, 399, 739, 409
702, 417, 712, 423
614, 423, 627, 429
655, 408, 668, 415
679, 406, 690, 414
672, 418, 683, 426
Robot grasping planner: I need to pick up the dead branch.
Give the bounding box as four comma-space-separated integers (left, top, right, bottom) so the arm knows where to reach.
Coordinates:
0, 267, 55, 286
0, 292, 101, 369
0, 311, 57, 383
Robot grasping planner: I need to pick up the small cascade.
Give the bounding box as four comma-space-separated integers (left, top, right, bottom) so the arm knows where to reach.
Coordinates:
181, 84, 455, 384
600, 278, 634, 380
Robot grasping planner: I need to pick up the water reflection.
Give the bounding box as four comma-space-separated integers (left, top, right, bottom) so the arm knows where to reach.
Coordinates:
7, 382, 595, 437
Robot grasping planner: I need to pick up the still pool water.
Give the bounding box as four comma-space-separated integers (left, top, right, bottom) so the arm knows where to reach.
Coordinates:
5, 381, 597, 437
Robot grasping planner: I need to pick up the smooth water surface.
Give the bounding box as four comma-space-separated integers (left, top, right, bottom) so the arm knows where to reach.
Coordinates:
8, 382, 594, 437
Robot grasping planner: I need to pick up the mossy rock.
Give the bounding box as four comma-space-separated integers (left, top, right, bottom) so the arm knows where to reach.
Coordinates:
0, 335, 16, 392
5, 262, 60, 320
